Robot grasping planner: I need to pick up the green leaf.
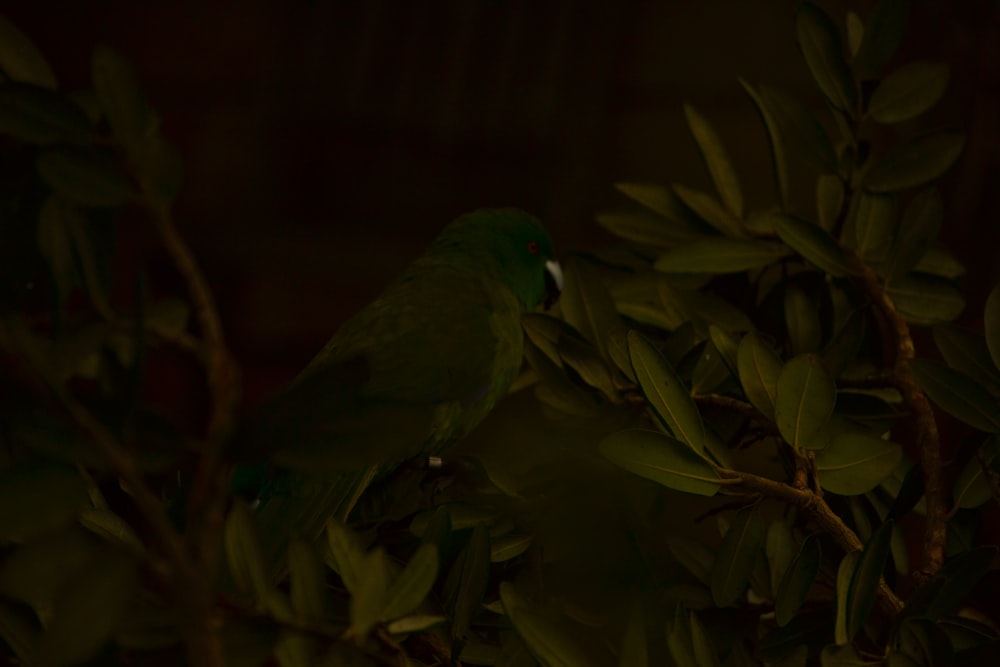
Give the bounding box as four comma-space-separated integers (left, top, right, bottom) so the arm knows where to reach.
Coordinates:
665, 534, 715, 585
324, 518, 367, 594
684, 103, 743, 216
846, 12, 864, 59
627, 330, 708, 458
737, 332, 783, 421
450, 524, 490, 639
766, 519, 799, 597
886, 187, 943, 280
739, 79, 790, 208
224, 501, 270, 600
758, 84, 839, 173
854, 0, 910, 79
776, 536, 822, 626
887, 274, 965, 325
853, 192, 896, 259
0, 84, 92, 144
133, 133, 183, 204
614, 182, 707, 230
985, 285, 1000, 372
35, 146, 134, 207
834, 551, 861, 645
0, 15, 57, 88
380, 542, 438, 622
79, 508, 144, 554
910, 359, 1000, 432
599, 429, 721, 496
0, 465, 88, 543
690, 340, 731, 395
618, 602, 648, 667
952, 437, 1000, 510
869, 62, 950, 124
933, 325, 1000, 391
91, 45, 156, 146
908, 546, 998, 620
845, 521, 893, 643
560, 257, 623, 365
863, 132, 965, 193
785, 285, 822, 354
349, 548, 392, 636
288, 539, 326, 620
891, 617, 953, 667
0, 525, 100, 614
816, 433, 903, 494
774, 214, 855, 278
817, 174, 845, 232
796, 3, 857, 112
500, 583, 604, 667
708, 325, 740, 378
0, 601, 39, 664
655, 238, 790, 274
821, 643, 871, 666
775, 354, 836, 449
385, 614, 446, 635
41, 548, 137, 665
672, 183, 747, 238
490, 534, 533, 562
689, 611, 720, 667
914, 246, 964, 280
711, 505, 766, 607
36, 197, 78, 307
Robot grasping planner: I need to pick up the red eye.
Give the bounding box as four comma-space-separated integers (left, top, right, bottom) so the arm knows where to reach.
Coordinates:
527, 240, 540, 255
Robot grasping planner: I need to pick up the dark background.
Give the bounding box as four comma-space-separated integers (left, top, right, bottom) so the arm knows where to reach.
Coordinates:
6, 0, 999, 406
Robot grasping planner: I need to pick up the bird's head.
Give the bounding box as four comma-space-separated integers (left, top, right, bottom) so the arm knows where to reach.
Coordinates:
432, 208, 562, 310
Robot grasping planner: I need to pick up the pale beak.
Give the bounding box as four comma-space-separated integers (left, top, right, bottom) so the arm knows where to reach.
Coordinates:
544, 260, 563, 309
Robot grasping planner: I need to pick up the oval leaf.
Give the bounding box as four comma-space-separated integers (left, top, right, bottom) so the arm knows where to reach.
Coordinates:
887, 274, 965, 325
91, 45, 155, 146
796, 3, 857, 111
672, 184, 747, 238
0, 84, 92, 144
952, 437, 1000, 510
381, 543, 438, 622
758, 85, 839, 173
684, 103, 743, 216
845, 521, 893, 643
740, 79, 791, 208
815, 433, 903, 495
854, 0, 909, 79
853, 192, 896, 258
932, 324, 1000, 391
869, 62, 950, 124
886, 187, 943, 280
500, 583, 604, 667
35, 146, 134, 207
560, 257, 623, 364
0, 15, 57, 88
775, 354, 836, 449
776, 536, 822, 626
595, 210, 705, 249
817, 173, 845, 232
785, 285, 822, 355
711, 505, 766, 607
656, 238, 790, 274
834, 551, 861, 645
863, 132, 965, 193
910, 359, 1000, 433
737, 332, 783, 421
774, 214, 855, 278
288, 539, 327, 620
599, 429, 721, 497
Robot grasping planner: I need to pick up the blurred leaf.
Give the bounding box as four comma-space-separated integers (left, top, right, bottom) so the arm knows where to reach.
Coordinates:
910, 360, 1000, 433
224, 501, 270, 602
854, 192, 896, 259
0, 601, 39, 664
886, 188, 943, 280
845, 520, 893, 643
596, 209, 705, 249
737, 332, 783, 421
887, 275, 965, 325
665, 533, 715, 585
560, 257, 624, 367
822, 309, 867, 378
666, 605, 696, 665
381, 542, 437, 622
450, 524, 490, 640
834, 551, 861, 645
766, 518, 798, 596
985, 284, 1000, 372
708, 325, 740, 377
952, 437, 1000, 510
758, 609, 833, 660
796, 3, 856, 111
776, 536, 821, 626
491, 534, 533, 563
0, 465, 88, 543
891, 617, 954, 667
614, 182, 708, 229
914, 246, 964, 279
79, 508, 144, 554
817, 173, 845, 232
774, 214, 855, 277
854, 0, 910, 79
385, 614, 446, 635
775, 354, 836, 449
133, 133, 183, 203
816, 433, 903, 494
690, 610, 721, 667
525, 339, 601, 417
711, 505, 766, 606
628, 330, 709, 458
325, 518, 366, 594
36, 145, 134, 207
618, 601, 648, 667
349, 548, 392, 637
41, 548, 137, 665
757, 85, 839, 173
863, 132, 965, 193
672, 183, 747, 238
655, 238, 790, 274
740, 78, 791, 208
599, 429, 721, 496
933, 325, 1000, 391
500, 583, 604, 667
785, 285, 822, 354
846, 12, 864, 58
0, 525, 100, 615
869, 62, 950, 124
288, 539, 326, 620
0, 83, 91, 144
36, 196, 77, 307
684, 103, 743, 216
820, 643, 873, 665
690, 340, 732, 395
0, 15, 57, 88
91, 45, 156, 146
907, 546, 998, 620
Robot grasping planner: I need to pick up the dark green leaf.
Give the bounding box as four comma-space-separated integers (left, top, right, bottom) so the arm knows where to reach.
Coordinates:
758, 85, 839, 173
91, 45, 156, 146
785, 285, 822, 354
887, 274, 965, 325
0, 465, 88, 543
796, 3, 857, 112
846, 521, 893, 643
887, 188, 943, 280
0, 601, 39, 664
863, 132, 965, 193
385, 614, 446, 635
614, 182, 707, 230
774, 214, 855, 277
451, 524, 490, 639
0, 84, 91, 144
689, 611, 721, 667
766, 519, 798, 598
349, 548, 392, 636
933, 325, 1000, 391
914, 246, 964, 279
711, 505, 766, 606
79, 508, 144, 553
560, 257, 623, 366
739, 78, 791, 208
834, 551, 861, 645
0, 15, 57, 88
908, 546, 998, 620
854, 0, 910, 79
910, 359, 1000, 433
691, 340, 731, 395
599, 429, 721, 496
36, 197, 78, 306
892, 617, 954, 667
816, 433, 903, 494
952, 437, 1000, 510
500, 583, 604, 667
133, 133, 183, 203
618, 602, 648, 667
0, 526, 100, 613
597, 208, 706, 248
846, 12, 864, 59
869, 62, 950, 124
708, 325, 740, 378
817, 173, 845, 232
737, 332, 783, 421
985, 285, 1000, 372
684, 103, 743, 216
776, 536, 822, 626
288, 539, 326, 620
820, 643, 871, 666
628, 330, 708, 458
36, 146, 134, 207
665, 534, 715, 585
655, 238, 790, 274
381, 543, 437, 622
775, 354, 836, 449
224, 501, 270, 600
490, 534, 533, 563
325, 518, 367, 594
672, 183, 747, 238
854, 192, 896, 259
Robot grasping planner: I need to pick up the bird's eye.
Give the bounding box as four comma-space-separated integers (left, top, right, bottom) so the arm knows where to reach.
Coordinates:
527, 240, 540, 255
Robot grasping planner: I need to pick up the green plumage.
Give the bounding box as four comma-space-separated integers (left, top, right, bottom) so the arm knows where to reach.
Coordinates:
236, 209, 557, 572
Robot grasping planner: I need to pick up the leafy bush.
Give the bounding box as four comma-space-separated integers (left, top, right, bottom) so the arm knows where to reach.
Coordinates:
0, 2, 997, 666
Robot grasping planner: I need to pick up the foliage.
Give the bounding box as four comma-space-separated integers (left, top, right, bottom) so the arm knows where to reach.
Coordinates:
0, 2, 997, 666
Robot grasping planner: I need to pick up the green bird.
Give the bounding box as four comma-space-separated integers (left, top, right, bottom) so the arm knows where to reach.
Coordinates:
235, 208, 560, 570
